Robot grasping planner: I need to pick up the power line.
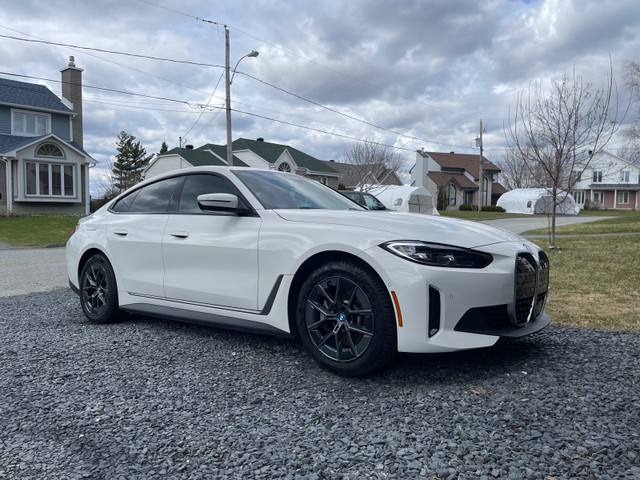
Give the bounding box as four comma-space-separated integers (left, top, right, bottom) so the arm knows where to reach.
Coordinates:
239, 72, 475, 151
0, 33, 225, 69
0, 71, 198, 107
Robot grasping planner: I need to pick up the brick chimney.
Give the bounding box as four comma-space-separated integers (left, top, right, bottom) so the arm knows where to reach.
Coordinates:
60, 56, 84, 148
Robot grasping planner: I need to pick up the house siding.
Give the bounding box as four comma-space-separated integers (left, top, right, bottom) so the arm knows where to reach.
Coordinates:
51, 113, 71, 141
0, 161, 6, 211
0, 106, 10, 134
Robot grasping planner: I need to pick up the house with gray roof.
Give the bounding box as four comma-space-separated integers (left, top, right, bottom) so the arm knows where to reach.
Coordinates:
0, 57, 95, 215
144, 137, 341, 188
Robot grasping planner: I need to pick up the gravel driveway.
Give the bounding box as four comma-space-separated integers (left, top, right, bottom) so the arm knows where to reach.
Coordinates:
1, 290, 639, 479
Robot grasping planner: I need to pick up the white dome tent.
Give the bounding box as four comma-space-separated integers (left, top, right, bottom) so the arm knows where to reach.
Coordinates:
367, 185, 439, 215
497, 188, 579, 215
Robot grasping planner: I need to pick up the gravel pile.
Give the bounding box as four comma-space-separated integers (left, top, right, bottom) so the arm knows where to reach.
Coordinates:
1, 290, 639, 479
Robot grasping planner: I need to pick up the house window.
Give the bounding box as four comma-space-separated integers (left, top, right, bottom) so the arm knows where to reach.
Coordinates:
482, 177, 488, 206
448, 184, 456, 206
36, 143, 64, 157
592, 171, 603, 183
277, 162, 292, 172
618, 191, 629, 205
25, 162, 75, 197
571, 191, 585, 204
620, 171, 630, 183
317, 176, 328, 185
12, 111, 49, 136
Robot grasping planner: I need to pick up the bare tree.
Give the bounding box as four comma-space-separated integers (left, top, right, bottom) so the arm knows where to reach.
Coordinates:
507, 65, 621, 247
342, 140, 404, 191
622, 59, 640, 165
498, 147, 546, 190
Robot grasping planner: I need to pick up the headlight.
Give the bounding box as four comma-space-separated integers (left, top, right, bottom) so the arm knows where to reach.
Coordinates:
381, 241, 493, 268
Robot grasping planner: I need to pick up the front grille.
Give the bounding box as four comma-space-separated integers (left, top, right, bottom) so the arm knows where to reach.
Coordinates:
514, 254, 537, 326
509, 251, 549, 327
536, 251, 550, 315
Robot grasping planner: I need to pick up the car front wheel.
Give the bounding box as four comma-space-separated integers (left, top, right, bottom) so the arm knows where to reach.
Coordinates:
296, 261, 397, 376
79, 254, 120, 324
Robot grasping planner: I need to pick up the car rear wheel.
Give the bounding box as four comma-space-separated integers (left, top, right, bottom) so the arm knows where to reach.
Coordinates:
296, 261, 397, 376
80, 254, 120, 324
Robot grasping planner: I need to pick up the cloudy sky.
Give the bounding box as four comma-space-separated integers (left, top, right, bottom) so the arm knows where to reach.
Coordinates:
1, 0, 639, 194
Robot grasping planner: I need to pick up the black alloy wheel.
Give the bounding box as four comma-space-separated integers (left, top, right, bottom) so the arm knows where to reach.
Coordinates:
296, 261, 397, 376
80, 254, 120, 324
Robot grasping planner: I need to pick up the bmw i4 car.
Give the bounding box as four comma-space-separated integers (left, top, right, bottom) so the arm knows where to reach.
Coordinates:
67, 167, 551, 376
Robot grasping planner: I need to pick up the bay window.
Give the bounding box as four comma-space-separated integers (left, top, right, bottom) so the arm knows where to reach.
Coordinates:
25, 162, 75, 197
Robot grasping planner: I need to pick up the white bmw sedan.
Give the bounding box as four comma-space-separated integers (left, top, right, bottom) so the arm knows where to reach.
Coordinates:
67, 167, 551, 376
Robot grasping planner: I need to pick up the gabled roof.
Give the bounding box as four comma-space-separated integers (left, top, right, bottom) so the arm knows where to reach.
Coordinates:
0, 133, 95, 162
0, 77, 74, 115
428, 171, 478, 190
321, 161, 402, 187
160, 146, 248, 167
233, 138, 339, 174
427, 151, 501, 174
492, 182, 508, 195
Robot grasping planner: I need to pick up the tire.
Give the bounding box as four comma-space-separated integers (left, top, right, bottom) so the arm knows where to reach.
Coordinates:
296, 261, 397, 376
79, 254, 120, 324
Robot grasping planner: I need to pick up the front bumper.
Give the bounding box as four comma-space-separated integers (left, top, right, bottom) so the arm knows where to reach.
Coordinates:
359, 241, 552, 353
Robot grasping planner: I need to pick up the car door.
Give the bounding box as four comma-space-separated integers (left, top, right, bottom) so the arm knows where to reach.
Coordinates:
106, 176, 180, 297
162, 173, 261, 311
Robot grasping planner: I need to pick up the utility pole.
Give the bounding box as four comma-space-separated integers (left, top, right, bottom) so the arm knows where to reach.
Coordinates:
477, 119, 484, 213
225, 26, 233, 167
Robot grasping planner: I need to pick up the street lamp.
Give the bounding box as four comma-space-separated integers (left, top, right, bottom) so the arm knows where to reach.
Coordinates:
225, 26, 259, 166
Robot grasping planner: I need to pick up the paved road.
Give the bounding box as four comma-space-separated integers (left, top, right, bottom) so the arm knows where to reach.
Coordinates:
480, 215, 611, 234
0, 215, 612, 298
0, 247, 68, 298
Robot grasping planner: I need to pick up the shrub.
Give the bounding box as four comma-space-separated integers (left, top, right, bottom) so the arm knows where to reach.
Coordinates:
459, 204, 473, 211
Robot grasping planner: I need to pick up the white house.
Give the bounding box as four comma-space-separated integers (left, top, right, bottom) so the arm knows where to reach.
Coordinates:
571, 151, 640, 210
145, 138, 341, 188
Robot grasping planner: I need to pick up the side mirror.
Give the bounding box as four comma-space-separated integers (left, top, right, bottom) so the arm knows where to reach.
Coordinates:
197, 193, 239, 212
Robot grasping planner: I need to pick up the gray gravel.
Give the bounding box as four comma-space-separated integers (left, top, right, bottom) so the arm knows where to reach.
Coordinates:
1, 290, 639, 480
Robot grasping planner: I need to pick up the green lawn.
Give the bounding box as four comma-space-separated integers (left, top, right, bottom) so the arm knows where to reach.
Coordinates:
533, 235, 640, 331
0, 215, 80, 247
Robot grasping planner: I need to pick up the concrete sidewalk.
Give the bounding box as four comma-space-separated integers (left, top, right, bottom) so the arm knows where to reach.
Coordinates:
479, 215, 612, 234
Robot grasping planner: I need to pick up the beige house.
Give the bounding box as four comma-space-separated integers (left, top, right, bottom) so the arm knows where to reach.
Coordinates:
410, 150, 505, 209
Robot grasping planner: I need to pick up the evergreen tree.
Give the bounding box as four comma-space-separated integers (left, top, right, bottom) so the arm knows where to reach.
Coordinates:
160, 141, 169, 154
112, 131, 150, 192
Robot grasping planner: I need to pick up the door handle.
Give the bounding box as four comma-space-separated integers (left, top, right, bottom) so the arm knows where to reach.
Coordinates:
171, 231, 189, 238
113, 229, 128, 236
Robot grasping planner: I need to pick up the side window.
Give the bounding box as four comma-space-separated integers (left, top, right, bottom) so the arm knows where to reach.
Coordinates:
363, 194, 383, 210
111, 189, 140, 213
128, 177, 179, 213
178, 174, 238, 214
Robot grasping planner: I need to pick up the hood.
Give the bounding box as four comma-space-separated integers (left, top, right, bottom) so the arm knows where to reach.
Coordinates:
274, 210, 524, 248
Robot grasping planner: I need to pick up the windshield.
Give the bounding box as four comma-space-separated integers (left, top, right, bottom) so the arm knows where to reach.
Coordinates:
234, 170, 364, 210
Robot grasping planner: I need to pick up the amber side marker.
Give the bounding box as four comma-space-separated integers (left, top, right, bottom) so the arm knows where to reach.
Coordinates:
391, 291, 403, 327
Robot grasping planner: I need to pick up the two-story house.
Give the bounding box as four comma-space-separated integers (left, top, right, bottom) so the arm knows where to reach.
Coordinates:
410, 150, 504, 209
571, 150, 640, 210
144, 137, 341, 188
0, 57, 95, 215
